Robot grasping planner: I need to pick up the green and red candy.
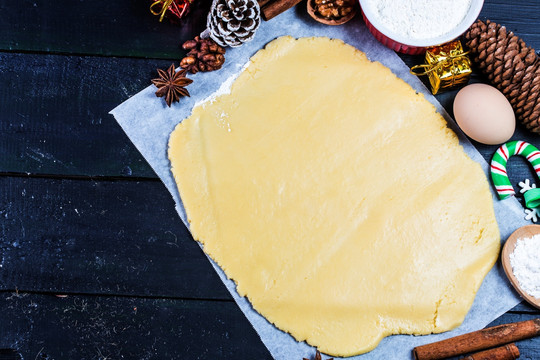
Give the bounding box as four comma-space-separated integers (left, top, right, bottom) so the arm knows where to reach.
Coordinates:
491, 140, 540, 208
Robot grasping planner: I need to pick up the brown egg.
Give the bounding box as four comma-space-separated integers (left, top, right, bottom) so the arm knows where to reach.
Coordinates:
453, 83, 515, 145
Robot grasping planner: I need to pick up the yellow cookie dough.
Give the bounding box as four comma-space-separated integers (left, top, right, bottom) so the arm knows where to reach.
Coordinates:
168, 37, 500, 357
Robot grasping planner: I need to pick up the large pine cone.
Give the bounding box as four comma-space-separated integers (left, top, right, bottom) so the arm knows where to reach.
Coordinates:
464, 20, 540, 133
206, 0, 261, 47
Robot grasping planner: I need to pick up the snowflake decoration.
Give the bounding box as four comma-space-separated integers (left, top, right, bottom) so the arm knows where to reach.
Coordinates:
525, 208, 539, 223
518, 179, 536, 193
519, 179, 539, 223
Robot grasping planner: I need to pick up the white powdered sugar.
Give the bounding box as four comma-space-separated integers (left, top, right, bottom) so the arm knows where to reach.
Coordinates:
364, 0, 473, 40
194, 60, 251, 109
509, 234, 540, 299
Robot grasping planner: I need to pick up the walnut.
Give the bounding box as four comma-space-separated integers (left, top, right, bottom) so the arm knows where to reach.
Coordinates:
312, 0, 355, 20
180, 36, 226, 74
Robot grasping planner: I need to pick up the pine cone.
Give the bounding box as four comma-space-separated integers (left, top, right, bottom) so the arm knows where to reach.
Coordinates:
464, 20, 540, 133
180, 36, 226, 74
206, 0, 261, 47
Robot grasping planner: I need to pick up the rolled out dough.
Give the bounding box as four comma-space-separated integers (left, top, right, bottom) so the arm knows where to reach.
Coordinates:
168, 37, 500, 357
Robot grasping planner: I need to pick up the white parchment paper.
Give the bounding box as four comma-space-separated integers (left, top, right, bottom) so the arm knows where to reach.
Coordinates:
110, 10, 529, 359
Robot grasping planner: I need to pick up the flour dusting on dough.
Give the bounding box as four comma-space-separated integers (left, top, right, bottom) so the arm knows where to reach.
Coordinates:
169, 37, 500, 357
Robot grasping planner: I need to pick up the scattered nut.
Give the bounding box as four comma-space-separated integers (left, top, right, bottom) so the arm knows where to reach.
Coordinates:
312, 0, 354, 20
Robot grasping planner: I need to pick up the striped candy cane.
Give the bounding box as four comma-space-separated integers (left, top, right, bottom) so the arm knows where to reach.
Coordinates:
491, 141, 540, 200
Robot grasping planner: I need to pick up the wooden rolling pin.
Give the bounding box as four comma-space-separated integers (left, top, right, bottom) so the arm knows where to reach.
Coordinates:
413, 319, 540, 360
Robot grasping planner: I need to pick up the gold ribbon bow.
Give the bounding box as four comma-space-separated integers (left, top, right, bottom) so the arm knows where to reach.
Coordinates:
150, 0, 175, 22
410, 49, 470, 85
410, 41, 472, 94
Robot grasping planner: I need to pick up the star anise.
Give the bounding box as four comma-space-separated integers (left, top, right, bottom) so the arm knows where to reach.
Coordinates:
151, 63, 193, 107
303, 351, 333, 360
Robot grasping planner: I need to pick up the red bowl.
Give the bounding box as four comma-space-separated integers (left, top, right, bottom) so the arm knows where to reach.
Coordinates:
359, 0, 484, 55
361, 9, 425, 55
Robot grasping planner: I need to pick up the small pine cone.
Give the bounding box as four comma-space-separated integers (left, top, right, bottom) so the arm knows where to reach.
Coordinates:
206, 0, 261, 47
464, 20, 540, 133
180, 36, 226, 74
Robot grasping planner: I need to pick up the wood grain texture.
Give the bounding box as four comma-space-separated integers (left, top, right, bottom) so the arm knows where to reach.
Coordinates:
2, 48, 534, 212
0, 0, 539, 358
511, 301, 540, 314
0, 0, 538, 59
0, 0, 210, 59
0, 296, 535, 360
0, 175, 230, 300
0, 52, 169, 178
0, 292, 273, 360
3, 52, 537, 192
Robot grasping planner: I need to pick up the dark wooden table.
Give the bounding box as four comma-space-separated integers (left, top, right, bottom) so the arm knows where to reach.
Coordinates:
0, 0, 539, 359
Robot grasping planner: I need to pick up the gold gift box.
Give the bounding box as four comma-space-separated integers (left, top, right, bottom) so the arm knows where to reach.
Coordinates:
412, 40, 472, 95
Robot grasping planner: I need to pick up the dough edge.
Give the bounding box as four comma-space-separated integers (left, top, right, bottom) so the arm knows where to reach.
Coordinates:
168, 36, 501, 357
